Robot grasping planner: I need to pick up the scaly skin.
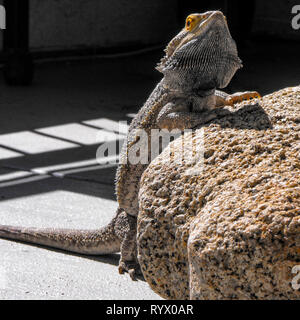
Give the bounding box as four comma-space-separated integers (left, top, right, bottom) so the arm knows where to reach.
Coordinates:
0, 11, 260, 280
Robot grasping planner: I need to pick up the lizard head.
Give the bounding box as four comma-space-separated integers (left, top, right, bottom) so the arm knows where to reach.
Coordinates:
157, 11, 242, 92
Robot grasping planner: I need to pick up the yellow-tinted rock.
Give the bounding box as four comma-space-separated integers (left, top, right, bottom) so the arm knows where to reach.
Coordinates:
137, 86, 300, 299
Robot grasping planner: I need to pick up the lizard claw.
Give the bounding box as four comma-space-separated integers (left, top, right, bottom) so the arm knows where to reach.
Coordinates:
118, 261, 143, 281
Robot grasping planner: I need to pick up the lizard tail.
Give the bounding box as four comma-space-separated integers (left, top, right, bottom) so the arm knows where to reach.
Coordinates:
0, 221, 121, 255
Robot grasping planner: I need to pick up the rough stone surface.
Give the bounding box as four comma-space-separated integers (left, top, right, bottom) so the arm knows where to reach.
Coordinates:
137, 86, 300, 300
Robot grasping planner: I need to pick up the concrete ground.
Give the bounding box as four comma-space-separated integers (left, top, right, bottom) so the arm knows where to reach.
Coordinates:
0, 39, 299, 300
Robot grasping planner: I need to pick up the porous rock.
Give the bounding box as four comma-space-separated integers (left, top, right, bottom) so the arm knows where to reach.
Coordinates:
137, 86, 300, 300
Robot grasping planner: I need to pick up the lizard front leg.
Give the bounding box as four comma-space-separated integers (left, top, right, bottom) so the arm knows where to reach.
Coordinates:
215, 90, 261, 107
157, 100, 230, 131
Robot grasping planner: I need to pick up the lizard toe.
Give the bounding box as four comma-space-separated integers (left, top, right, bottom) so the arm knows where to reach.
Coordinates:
118, 261, 142, 281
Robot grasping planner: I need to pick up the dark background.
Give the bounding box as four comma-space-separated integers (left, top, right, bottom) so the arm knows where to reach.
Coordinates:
1, 0, 299, 87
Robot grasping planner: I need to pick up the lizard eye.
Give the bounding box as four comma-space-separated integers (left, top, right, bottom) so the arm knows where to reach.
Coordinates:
185, 17, 195, 31
185, 14, 209, 31
185, 15, 204, 31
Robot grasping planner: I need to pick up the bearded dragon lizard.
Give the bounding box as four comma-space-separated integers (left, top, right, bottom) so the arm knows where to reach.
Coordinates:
0, 11, 260, 280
